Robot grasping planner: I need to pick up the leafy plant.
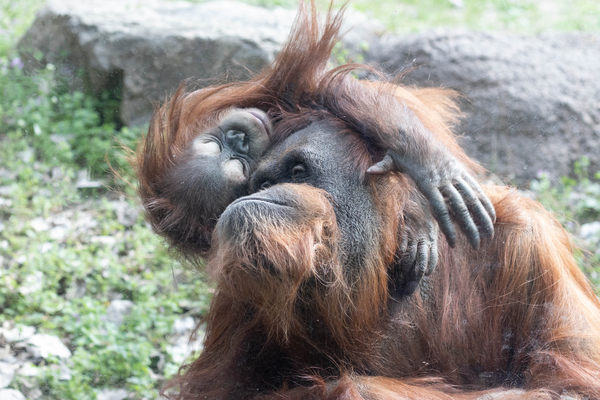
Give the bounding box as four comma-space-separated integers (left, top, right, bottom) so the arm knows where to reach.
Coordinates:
530, 157, 600, 225
0, 58, 142, 182
0, 47, 210, 400
529, 156, 600, 288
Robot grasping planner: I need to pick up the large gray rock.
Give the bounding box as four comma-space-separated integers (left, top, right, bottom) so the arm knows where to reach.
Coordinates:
367, 30, 600, 183
18, 0, 296, 126
18, 0, 381, 126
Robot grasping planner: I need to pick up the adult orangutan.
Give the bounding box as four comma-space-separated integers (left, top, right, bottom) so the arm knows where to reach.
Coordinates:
137, 5, 496, 264
135, 2, 600, 399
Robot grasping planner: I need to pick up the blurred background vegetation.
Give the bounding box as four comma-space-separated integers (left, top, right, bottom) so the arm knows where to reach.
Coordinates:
0, 0, 599, 399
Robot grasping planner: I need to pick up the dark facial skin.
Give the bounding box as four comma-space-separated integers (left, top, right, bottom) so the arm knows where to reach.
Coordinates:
168, 108, 272, 222
216, 121, 377, 275
191, 107, 271, 192
217, 119, 440, 297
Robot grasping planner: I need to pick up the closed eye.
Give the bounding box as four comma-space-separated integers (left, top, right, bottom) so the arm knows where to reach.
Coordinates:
192, 135, 222, 156
232, 156, 250, 179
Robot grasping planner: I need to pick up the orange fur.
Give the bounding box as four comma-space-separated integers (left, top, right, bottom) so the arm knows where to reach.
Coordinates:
134, 2, 600, 399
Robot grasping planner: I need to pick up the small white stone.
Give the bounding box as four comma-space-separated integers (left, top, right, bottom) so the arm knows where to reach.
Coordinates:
90, 236, 117, 246
110, 198, 140, 227
14, 255, 26, 264
48, 134, 72, 144
96, 389, 130, 400
0, 325, 36, 343
49, 226, 69, 241
51, 167, 64, 179
39, 243, 53, 253
76, 170, 102, 189
19, 271, 44, 295
106, 300, 134, 326
173, 317, 195, 334
18, 362, 39, 377
27, 334, 72, 359
581, 221, 600, 240
30, 218, 49, 232
18, 148, 34, 163
167, 331, 204, 364
59, 365, 72, 381
27, 388, 42, 400
0, 389, 25, 400
0, 362, 18, 388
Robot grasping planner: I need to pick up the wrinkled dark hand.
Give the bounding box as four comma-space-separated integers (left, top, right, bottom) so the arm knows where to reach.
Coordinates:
368, 149, 496, 250
395, 214, 438, 296
389, 191, 438, 297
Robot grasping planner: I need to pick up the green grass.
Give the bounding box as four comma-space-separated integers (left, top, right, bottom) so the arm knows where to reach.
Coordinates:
4, 0, 600, 39
0, 0, 599, 399
350, 0, 600, 34
0, 0, 43, 56
189, 0, 600, 33
0, 61, 212, 397
529, 158, 600, 288
1, 6, 212, 395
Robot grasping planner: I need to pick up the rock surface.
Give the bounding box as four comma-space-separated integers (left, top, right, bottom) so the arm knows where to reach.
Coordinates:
0, 389, 26, 400
27, 333, 72, 359
18, 0, 296, 126
167, 317, 204, 364
581, 221, 600, 240
17, 0, 600, 183
18, 0, 381, 126
367, 30, 600, 183
0, 326, 36, 343
0, 325, 67, 399
0, 362, 18, 388
106, 299, 134, 327
96, 389, 131, 400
